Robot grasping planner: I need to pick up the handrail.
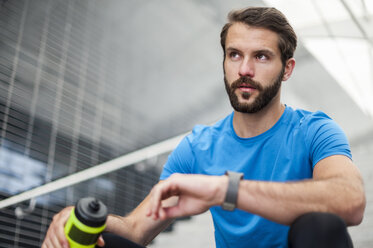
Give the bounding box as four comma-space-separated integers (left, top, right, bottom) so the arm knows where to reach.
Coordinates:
0, 133, 186, 209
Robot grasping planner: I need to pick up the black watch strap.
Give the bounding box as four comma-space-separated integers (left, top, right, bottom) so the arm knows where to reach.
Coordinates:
222, 171, 244, 211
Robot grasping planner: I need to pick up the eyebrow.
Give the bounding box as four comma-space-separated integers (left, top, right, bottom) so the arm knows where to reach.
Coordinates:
225, 47, 240, 53
225, 47, 276, 57
254, 49, 276, 57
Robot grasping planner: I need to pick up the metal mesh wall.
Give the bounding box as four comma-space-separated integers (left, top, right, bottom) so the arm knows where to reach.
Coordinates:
0, 0, 196, 246
0, 162, 164, 247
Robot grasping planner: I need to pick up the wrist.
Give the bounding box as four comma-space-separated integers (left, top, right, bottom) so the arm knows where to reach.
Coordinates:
221, 171, 244, 211
105, 214, 125, 233
217, 175, 229, 206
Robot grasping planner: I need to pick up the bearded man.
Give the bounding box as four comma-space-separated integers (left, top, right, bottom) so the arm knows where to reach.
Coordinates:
43, 7, 365, 248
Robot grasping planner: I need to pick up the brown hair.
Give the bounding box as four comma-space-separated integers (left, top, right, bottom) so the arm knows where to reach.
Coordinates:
220, 7, 297, 65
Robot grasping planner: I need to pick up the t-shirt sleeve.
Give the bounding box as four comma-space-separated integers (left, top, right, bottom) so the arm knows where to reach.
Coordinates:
303, 111, 352, 168
159, 135, 195, 180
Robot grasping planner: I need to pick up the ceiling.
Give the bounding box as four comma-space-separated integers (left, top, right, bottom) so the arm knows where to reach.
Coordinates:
104, 0, 373, 144
264, 0, 373, 146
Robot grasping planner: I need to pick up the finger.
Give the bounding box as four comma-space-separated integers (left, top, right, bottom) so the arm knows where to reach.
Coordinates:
52, 233, 65, 248
44, 234, 65, 248
43, 227, 60, 248
156, 188, 179, 220
154, 183, 176, 219
158, 206, 167, 220
145, 188, 155, 218
161, 197, 188, 220
46, 207, 72, 248
149, 186, 163, 220
146, 188, 156, 217
97, 235, 105, 247
41, 239, 48, 248
57, 208, 72, 244
162, 207, 178, 220
148, 180, 179, 220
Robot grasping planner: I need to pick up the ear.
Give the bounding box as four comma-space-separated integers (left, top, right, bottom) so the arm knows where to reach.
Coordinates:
282, 58, 295, 81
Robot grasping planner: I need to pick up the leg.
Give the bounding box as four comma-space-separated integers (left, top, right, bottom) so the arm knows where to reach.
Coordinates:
288, 212, 353, 248
98, 233, 146, 248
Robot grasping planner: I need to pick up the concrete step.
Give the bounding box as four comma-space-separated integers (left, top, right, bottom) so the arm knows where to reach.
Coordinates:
149, 211, 215, 248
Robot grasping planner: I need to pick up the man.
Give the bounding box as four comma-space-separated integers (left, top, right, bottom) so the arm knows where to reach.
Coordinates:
43, 7, 365, 248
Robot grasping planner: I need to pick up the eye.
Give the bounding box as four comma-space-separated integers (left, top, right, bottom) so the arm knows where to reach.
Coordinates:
228, 51, 241, 61
256, 53, 269, 61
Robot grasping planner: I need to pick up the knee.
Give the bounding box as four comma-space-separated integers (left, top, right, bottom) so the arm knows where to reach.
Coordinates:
291, 212, 347, 232
101, 233, 146, 248
288, 212, 352, 248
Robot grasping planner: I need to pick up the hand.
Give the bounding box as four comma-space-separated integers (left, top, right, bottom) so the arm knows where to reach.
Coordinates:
146, 173, 228, 220
41, 206, 105, 248
42, 206, 72, 248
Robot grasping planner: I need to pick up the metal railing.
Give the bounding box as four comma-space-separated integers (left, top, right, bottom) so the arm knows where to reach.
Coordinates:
0, 133, 186, 210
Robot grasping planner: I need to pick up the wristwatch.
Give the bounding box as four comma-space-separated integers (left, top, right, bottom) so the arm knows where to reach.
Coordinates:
222, 171, 244, 211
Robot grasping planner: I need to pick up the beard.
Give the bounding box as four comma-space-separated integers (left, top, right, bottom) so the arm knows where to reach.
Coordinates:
224, 68, 284, 113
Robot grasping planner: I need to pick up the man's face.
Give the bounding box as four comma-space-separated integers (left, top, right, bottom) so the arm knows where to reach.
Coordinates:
223, 23, 285, 113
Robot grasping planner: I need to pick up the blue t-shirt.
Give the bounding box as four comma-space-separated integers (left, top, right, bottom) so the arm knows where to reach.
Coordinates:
160, 106, 351, 248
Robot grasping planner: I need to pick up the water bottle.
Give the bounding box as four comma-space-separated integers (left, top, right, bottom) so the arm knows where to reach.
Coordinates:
64, 197, 108, 248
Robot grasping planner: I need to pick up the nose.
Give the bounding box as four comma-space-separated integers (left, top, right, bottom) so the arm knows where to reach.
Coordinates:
238, 58, 255, 78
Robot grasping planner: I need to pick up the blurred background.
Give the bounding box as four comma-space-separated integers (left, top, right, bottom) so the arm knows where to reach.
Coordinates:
0, 0, 372, 247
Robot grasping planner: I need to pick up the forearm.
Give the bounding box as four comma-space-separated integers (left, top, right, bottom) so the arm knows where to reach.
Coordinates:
104, 214, 138, 242
105, 193, 175, 246
147, 157, 365, 227
236, 176, 365, 226
104, 213, 173, 245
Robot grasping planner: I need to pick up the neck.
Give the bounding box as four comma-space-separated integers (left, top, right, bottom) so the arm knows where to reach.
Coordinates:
232, 98, 285, 138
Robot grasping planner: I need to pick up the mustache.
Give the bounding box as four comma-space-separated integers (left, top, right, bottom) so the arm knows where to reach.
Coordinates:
230, 76, 263, 91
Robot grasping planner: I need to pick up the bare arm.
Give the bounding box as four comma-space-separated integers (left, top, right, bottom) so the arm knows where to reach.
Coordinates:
105, 193, 175, 246
147, 155, 365, 226
42, 181, 175, 248
236, 155, 365, 226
